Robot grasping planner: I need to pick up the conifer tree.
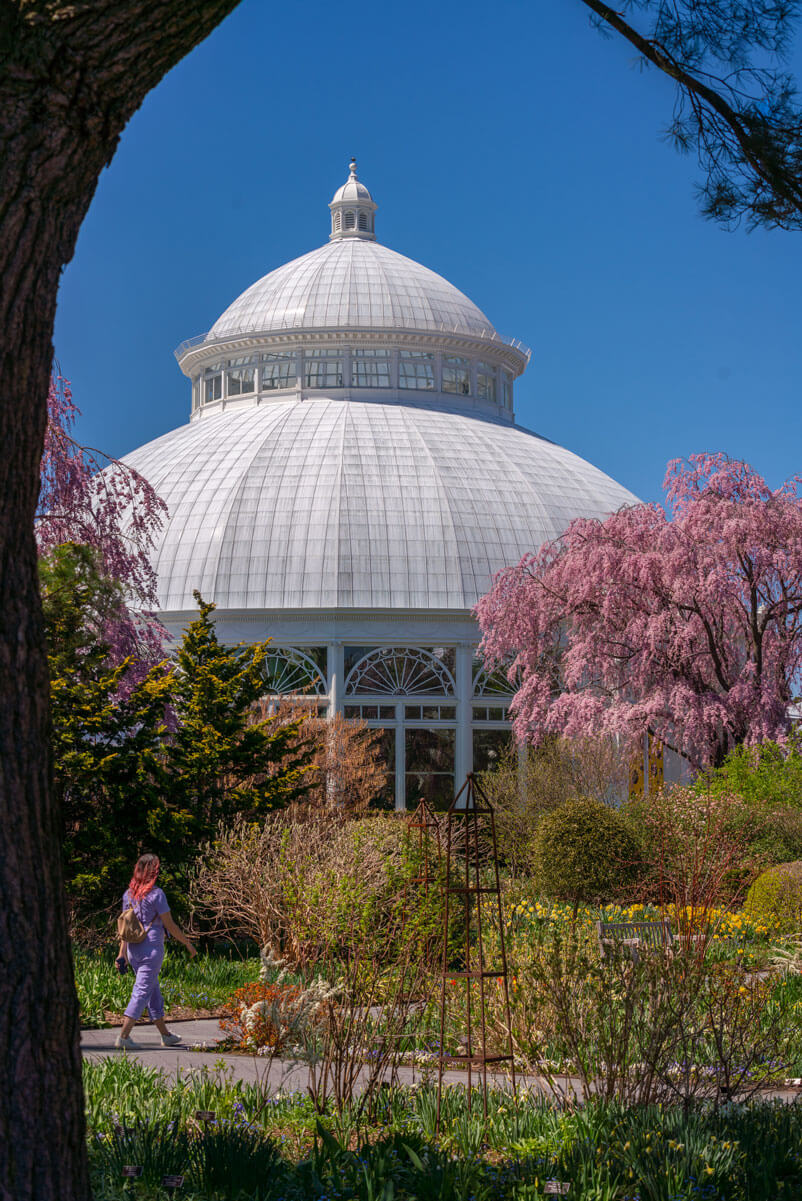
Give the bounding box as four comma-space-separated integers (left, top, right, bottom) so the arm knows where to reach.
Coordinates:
41, 542, 172, 917
164, 593, 312, 842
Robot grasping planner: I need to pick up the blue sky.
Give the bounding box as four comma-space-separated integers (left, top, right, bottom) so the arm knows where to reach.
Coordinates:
54, 0, 801, 504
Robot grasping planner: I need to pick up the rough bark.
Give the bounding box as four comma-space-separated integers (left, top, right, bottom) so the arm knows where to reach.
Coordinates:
0, 5, 242, 1197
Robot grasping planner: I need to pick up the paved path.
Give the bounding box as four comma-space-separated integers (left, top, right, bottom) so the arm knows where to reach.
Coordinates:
81, 1020, 552, 1094
82, 1023, 801, 1104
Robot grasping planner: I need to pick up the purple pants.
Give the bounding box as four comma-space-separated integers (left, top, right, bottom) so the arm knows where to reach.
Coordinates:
124, 939, 165, 1021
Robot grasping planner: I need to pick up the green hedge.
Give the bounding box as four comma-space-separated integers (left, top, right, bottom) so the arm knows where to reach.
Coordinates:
532, 796, 641, 909
745, 860, 802, 933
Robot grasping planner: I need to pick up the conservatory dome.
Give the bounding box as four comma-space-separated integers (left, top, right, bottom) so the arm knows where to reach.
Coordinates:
124, 400, 637, 613
125, 160, 639, 810
206, 239, 498, 340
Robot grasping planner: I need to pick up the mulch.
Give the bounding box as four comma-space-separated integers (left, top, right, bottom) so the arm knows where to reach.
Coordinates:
102, 1005, 232, 1026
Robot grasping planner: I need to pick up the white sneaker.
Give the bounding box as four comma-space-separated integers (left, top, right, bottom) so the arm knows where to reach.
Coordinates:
115, 1034, 139, 1050
161, 1031, 182, 1047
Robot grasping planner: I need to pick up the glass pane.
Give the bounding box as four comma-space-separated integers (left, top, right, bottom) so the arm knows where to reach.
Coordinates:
502, 371, 513, 407
405, 728, 455, 811
477, 363, 496, 403
227, 368, 255, 396
442, 356, 470, 396
379, 705, 396, 720
344, 706, 361, 718
204, 374, 222, 402
305, 357, 343, 388
344, 646, 377, 676
352, 355, 391, 388
374, 727, 396, 809
473, 728, 511, 773
261, 353, 296, 390
399, 351, 435, 391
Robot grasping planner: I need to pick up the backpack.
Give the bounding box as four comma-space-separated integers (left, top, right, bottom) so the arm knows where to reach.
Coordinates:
116, 901, 153, 944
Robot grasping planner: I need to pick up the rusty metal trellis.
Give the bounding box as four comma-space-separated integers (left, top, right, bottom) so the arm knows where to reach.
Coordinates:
395, 798, 443, 1020
403, 798, 442, 903
436, 773, 516, 1126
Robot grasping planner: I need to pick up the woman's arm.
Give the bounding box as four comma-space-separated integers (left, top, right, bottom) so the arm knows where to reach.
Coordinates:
161, 911, 197, 957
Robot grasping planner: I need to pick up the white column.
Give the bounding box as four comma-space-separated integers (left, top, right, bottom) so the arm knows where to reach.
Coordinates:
455, 643, 474, 794
394, 705, 405, 812
327, 641, 344, 719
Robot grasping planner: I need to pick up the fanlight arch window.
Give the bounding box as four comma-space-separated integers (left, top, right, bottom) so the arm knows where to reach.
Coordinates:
344, 210, 355, 229
262, 648, 327, 696
358, 211, 368, 231
472, 661, 519, 697
345, 648, 456, 697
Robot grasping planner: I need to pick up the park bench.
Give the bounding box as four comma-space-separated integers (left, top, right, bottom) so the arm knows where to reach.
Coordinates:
597, 919, 674, 962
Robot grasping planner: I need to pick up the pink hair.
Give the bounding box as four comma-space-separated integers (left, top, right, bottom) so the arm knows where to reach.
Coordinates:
128, 853, 160, 902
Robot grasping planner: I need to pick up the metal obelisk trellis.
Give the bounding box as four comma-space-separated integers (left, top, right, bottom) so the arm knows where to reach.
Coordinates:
436, 773, 516, 1125
403, 798, 442, 907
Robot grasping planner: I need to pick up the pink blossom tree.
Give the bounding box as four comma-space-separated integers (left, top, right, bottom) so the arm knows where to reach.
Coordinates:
38, 373, 167, 665
476, 454, 802, 770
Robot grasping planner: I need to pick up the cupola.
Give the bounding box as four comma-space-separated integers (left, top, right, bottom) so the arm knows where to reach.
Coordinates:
329, 158, 377, 240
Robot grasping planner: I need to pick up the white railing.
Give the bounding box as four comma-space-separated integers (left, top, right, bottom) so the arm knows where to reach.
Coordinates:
175, 326, 531, 361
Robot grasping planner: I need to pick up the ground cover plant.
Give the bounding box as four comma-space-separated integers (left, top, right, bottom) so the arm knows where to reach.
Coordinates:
83, 1057, 802, 1200
76, 949, 260, 1027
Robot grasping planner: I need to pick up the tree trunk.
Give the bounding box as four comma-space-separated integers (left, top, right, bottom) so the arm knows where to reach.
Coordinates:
0, 5, 241, 1196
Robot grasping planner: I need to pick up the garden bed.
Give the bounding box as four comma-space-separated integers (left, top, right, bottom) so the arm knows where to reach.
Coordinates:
84, 1056, 802, 1199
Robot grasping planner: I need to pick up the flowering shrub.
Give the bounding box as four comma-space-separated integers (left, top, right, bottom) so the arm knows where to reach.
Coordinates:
219, 982, 304, 1052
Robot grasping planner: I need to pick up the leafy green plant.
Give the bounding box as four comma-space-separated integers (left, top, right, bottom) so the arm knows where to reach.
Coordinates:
82, 1055, 802, 1201
532, 797, 641, 913
745, 860, 802, 934
187, 1120, 281, 1200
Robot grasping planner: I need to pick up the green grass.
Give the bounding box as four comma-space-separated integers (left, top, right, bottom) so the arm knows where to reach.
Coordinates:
83, 1057, 802, 1200
75, 947, 259, 1027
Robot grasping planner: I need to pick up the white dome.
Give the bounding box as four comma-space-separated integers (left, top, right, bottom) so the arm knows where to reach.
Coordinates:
207, 239, 497, 340
123, 399, 638, 612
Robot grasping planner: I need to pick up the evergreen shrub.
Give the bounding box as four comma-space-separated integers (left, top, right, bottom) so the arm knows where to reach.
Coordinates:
532, 796, 641, 909
745, 860, 802, 933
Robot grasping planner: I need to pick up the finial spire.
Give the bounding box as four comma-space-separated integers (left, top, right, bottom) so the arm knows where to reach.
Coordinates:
329, 158, 377, 242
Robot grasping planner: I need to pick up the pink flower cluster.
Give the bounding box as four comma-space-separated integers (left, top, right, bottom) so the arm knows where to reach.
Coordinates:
37, 374, 168, 667
476, 454, 802, 769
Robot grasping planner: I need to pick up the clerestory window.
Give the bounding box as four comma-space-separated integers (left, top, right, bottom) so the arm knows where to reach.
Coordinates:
398, 351, 435, 390
261, 353, 296, 391
352, 348, 391, 388
442, 356, 471, 396
227, 357, 256, 397
477, 361, 497, 404
304, 350, 343, 389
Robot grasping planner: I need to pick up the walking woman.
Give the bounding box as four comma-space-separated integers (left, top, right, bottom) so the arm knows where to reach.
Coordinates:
115, 853, 196, 1050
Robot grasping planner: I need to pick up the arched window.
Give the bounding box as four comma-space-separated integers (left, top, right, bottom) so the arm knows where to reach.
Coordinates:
262, 648, 327, 696
345, 647, 456, 696
334, 212, 341, 231
358, 211, 368, 231
344, 210, 355, 229
472, 660, 519, 696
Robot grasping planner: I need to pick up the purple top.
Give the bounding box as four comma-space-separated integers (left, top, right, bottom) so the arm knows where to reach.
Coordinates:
122, 886, 170, 945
